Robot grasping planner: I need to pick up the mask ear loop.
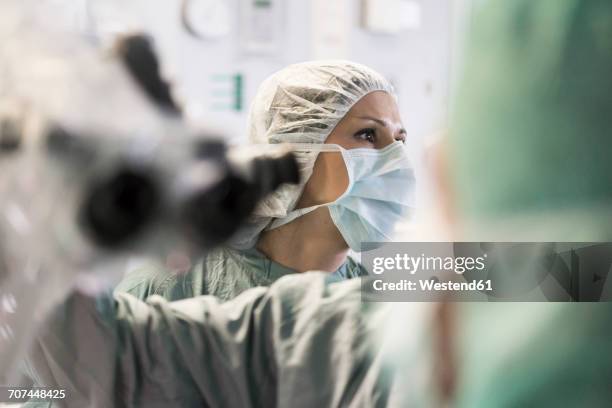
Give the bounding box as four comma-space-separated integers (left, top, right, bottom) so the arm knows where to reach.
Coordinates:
286, 143, 354, 199
263, 143, 353, 231
272, 142, 353, 202
282, 142, 353, 192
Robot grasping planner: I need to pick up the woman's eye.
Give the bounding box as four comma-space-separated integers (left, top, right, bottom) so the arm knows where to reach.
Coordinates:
354, 128, 376, 143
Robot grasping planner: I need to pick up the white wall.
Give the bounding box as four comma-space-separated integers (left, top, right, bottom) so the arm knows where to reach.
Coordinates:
46, 0, 454, 213
85, 1, 452, 146
113, 0, 454, 217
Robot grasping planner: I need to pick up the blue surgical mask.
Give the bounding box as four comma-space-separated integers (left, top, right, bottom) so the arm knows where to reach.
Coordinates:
268, 141, 416, 251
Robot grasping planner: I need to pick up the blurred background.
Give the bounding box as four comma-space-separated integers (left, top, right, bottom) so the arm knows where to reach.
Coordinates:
3, 2, 612, 406
53, 0, 453, 138
32, 0, 478, 213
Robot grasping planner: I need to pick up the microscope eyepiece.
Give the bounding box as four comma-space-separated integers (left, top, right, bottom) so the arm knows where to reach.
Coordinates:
79, 167, 160, 249
181, 151, 300, 247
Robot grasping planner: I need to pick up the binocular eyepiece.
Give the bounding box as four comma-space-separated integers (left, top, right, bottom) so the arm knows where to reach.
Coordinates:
79, 167, 161, 249
182, 149, 300, 248
53, 131, 301, 251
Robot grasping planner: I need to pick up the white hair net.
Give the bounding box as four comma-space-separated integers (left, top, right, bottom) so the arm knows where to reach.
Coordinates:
230, 60, 396, 249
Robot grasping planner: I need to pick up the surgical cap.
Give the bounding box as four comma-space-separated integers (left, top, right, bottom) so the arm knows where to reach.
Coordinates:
248, 60, 395, 145
449, 0, 612, 238
230, 60, 396, 249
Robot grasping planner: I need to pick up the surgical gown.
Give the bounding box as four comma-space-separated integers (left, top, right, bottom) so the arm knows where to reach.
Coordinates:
24, 274, 394, 407
21, 275, 612, 408
115, 246, 367, 302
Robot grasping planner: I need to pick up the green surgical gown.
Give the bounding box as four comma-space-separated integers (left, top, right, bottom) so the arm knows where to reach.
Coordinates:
25, 274, 394, 408
115, 246, 367, 302
22, 276, 612, 408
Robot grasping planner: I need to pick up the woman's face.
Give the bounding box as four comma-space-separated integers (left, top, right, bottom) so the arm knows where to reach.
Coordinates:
298, 91, 406, 208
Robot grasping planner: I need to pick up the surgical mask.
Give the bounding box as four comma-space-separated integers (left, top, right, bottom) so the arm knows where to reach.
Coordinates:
268, 141, 416, 251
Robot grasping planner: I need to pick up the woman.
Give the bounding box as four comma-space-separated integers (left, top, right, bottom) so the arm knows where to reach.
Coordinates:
116, 60, 415, 301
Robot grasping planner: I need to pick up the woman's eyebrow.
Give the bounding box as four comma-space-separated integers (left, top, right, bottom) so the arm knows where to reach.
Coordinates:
355, 116, 407, 135
355, 116, 388, 127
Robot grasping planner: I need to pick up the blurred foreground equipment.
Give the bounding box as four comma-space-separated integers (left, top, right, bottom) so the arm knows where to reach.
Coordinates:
0, 3, 298, 383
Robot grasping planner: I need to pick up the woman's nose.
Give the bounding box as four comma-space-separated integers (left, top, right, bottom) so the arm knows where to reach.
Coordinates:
376, 127, 403, 149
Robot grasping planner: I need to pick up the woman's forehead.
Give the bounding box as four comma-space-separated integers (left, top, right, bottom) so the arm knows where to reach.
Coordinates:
346, 92, 401, 122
